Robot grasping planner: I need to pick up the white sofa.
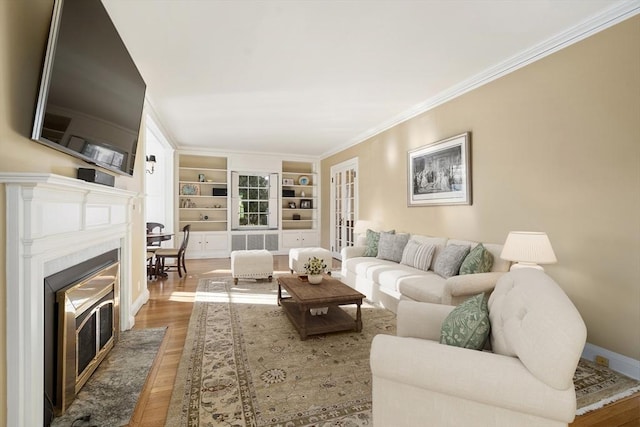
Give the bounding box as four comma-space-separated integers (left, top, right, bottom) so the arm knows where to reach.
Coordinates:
340, 234, 510, 313
370, 269, 588, 427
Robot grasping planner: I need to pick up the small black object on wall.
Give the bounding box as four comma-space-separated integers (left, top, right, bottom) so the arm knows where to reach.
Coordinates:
77, 168, 115, 187
212, 188, 227, 196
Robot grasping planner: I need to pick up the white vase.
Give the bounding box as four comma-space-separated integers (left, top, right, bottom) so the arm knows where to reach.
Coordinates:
308, 274, 323, 284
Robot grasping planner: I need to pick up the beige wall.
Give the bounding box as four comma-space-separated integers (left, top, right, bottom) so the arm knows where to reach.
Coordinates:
0, 2, 147, 424
322, 16, 640, 361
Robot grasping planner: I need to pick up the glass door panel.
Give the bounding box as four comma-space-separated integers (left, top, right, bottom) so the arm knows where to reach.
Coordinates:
330, 159, 358, 258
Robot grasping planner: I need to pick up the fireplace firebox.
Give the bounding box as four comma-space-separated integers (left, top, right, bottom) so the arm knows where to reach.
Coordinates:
57, 261, 120, 413
44, 250, 120, 423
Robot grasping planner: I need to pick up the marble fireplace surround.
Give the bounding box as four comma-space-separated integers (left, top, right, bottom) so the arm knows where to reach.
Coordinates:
0, 173, 139, 427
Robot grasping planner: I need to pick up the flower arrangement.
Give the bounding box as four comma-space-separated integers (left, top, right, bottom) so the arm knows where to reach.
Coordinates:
303, 257, 327, 276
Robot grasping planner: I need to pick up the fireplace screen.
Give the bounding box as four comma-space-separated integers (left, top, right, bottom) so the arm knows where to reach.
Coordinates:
56, 262, 120, 414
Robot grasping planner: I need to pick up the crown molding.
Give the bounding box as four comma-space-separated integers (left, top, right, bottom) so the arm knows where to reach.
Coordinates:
321, 1, 640, 160
144, 97, 180, 149
177, 145, 322, 162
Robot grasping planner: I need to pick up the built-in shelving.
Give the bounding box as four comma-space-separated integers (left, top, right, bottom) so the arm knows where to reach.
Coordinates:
281, 160, 317, 231
175, 155, 319, 257
178, 154, 228, 233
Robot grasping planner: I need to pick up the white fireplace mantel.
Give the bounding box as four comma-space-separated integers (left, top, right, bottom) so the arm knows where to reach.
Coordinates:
0, 173, 137, 427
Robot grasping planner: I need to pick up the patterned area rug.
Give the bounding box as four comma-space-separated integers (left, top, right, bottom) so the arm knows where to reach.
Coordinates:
51, 327, 166, 427
165, 277, 396, 426
166, 277, 639, 425
574, 358, 640, 415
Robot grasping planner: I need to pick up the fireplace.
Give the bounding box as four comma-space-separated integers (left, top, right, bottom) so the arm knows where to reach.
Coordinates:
0, 173, 141, 427
43, 250, 120, 421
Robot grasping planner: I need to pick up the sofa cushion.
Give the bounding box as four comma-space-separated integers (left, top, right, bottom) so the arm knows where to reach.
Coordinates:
447, 238, 477, 248
377, 265, 427, 294
398, 274, 446, 304
363, 229, 382, 257
440, 293, 490, 350
410, 235, 448, 266
377, 232, 410, 263
366, 264, 402, 284
348, 258, 387, 276
433, 244, 470, 278
400, 240, 436, 271
459, 243, 494, 275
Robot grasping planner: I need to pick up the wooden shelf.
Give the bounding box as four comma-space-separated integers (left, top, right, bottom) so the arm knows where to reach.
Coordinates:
179, 220, 226, 223
178, 154, 228, 233
281, 161, 317, 231
179, 208, 226, 211
179, 180, 227, 185
179, 166, 226, 172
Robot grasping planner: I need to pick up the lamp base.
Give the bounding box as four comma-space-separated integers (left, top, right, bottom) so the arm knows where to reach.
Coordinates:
509, 262, 545, 272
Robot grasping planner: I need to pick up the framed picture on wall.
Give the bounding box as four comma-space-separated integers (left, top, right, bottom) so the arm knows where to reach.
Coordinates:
407, 132, 471, 206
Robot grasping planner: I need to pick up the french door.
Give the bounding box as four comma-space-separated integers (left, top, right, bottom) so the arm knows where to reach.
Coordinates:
330, 158, 358, 258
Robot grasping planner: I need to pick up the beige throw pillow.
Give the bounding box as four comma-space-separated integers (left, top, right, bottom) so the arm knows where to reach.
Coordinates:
400, 240, 436, 271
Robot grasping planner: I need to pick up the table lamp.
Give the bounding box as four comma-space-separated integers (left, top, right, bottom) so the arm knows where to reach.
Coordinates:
353, 220, 380, 235
500, 231, 557, 271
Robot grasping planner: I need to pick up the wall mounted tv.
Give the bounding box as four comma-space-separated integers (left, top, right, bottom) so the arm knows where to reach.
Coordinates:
32, 0, 146, 177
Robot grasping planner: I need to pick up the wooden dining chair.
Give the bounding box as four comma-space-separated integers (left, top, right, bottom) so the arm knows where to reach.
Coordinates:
146, 251, 156, 279
154, 225, 191, 278
146, 222, 165, 251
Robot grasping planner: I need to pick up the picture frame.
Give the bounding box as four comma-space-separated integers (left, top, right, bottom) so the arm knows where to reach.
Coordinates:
300, 199, 312, 209
407, 132, 471, 206
283, 178, 294, 186
288, 202, 297, 209
180, 183, 200, 196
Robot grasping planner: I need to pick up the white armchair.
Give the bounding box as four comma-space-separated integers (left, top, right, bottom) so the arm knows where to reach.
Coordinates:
370, 269, 587, 427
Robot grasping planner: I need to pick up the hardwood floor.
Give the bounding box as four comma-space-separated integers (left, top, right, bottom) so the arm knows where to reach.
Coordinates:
128, 256, 639, 426
128, 256, 295, 426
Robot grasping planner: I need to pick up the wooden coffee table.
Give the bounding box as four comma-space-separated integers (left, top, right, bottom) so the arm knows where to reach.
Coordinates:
277, 274, 365, 340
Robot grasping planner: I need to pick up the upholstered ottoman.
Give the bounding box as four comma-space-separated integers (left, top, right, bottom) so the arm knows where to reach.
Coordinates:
289, 247, 333, 275
231, 250, 274, 284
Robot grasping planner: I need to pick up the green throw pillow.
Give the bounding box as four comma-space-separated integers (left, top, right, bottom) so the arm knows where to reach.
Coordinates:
459, 243, 494, 275
363, 229, 381, 257
363, 229, 394, 257
440, 293, 490, 350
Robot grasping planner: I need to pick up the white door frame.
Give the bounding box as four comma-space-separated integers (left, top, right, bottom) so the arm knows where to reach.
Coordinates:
144, 113, 175, 238
330, 157, 358, 259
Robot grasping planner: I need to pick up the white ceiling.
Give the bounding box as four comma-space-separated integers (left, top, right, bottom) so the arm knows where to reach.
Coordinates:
102, 0, 638, 158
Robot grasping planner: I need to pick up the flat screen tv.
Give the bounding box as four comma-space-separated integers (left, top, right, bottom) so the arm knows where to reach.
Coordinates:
32, 0, 146, 177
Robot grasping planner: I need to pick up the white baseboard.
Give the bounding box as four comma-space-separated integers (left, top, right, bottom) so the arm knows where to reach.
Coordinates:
128, 288, 150, 329
582, 343, 640, 380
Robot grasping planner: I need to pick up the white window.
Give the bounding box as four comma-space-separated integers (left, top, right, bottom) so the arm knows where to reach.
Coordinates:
231, 172, 278, 229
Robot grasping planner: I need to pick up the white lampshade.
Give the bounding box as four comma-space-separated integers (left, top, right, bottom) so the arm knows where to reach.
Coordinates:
500, 231, 557, 271
353, 220, 380, 235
